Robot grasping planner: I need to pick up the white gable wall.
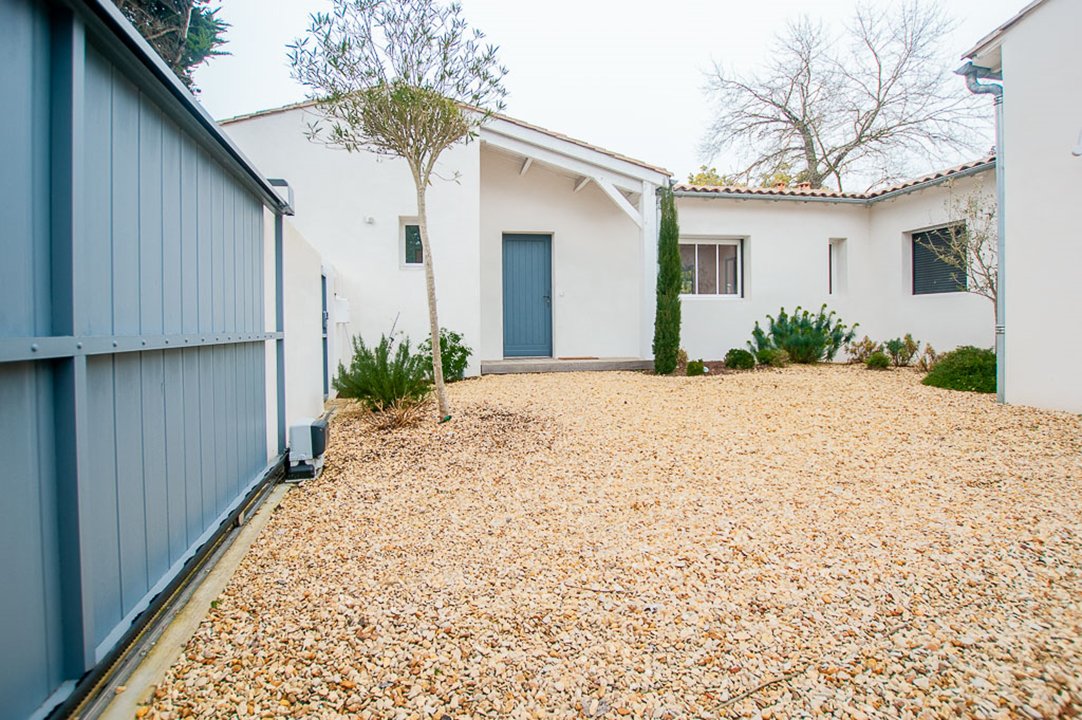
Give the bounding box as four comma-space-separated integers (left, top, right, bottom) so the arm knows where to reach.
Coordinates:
479, 146, 644, 361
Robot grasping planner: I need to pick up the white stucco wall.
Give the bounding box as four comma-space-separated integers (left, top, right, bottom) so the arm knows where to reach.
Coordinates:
675, 173, 995, 361
676, 197, 868, 361
993, 0, 1082, 412
281, 218, 327, 425
479, 146, 645, 361
864, 174, 996, 351
224, 107, 483, 375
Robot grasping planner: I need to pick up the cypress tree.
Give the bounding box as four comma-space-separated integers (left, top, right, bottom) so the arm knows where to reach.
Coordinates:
652, 185, 682, 374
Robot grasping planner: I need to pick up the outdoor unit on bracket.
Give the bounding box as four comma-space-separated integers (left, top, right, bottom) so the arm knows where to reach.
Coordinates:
286, 417, 328, 481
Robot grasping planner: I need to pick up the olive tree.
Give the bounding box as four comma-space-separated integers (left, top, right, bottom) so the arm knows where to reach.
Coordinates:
289, 0, 507, 420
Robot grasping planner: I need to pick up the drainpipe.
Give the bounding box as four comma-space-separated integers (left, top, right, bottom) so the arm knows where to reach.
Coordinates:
957, 61, 1006, 403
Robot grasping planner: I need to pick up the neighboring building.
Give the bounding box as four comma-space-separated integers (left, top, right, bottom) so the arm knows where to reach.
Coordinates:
224, 104, 996, 377
965, 0, 1082, 413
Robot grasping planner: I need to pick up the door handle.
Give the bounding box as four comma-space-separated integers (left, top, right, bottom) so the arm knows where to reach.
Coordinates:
543, 294, 551, 305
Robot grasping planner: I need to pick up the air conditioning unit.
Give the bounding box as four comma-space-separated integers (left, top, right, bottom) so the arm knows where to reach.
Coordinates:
286, 417, 328, 481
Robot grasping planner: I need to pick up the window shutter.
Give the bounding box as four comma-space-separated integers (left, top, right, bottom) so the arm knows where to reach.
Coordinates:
912, 228, 966, 295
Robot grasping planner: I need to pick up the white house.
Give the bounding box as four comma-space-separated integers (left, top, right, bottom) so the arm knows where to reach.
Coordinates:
964, 0, 1082, 413
228, 102, 996, 407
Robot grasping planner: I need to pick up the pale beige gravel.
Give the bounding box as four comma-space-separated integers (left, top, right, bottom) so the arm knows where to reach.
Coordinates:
143, 366, 1082, 719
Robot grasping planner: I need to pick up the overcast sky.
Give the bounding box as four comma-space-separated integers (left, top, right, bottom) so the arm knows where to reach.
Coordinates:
194, 0, 1023, 182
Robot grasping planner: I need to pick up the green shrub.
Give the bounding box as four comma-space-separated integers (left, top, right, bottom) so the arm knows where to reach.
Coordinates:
866, 351, 891, 370
748, 305, 857, 364
846, 336, 882, 364
419, 328, 473, 382
686, 359, 706, 376
922, 346, 996, 393
884, 334, 920, 367
334, 334, 432, 410
724, 348, 756, 370
652, 187, 682, 375
755, 347, 790, 368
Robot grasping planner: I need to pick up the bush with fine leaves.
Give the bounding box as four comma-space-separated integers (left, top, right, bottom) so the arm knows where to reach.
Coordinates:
866, 351, 891, 370
333, 334, 432, 410
922, 346, 996, 393
419, 328, 473, 382
724, 348, 756, 370
749, 305, 857, 364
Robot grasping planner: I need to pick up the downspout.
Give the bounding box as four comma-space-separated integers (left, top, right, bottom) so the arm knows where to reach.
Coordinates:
957, 61, 1006, 403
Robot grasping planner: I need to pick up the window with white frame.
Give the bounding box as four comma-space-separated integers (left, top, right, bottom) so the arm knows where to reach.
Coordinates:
401, 220, 423, 266
679, 239, 743, 296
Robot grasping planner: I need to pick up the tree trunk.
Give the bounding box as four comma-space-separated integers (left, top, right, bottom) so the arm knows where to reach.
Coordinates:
414, 180, 451, 419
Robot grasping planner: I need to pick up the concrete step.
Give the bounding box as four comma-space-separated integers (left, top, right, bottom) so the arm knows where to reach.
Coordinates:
480, 357, 654, 375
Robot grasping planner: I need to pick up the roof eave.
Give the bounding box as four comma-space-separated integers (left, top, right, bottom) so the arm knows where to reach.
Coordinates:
962, 0, 1049, 63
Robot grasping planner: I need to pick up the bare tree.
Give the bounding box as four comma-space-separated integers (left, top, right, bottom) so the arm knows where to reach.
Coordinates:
702, 1, 987, 191
919, 181, 998, 321
290, 0, 507, 421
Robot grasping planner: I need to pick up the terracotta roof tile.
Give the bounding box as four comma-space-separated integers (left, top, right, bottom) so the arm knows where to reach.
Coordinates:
674, 155, 996, 202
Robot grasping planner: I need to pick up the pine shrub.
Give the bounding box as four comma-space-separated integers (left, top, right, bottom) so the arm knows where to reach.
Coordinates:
420, 328, 473, 382
652, 186, 682, 374
922, 346, 996, 393
334, 334, 432, 410
748, 305, 857, 364
724, 348, 756, 370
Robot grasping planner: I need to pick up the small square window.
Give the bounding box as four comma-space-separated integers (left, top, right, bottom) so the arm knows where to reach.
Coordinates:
678, 239, 743, 296
403, 223, 423, 265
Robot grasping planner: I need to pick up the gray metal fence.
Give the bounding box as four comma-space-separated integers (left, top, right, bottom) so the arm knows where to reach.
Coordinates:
0, 1, 291, 717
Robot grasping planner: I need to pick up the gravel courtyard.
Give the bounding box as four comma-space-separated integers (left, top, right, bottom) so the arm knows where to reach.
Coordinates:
147, 367, 1082, 719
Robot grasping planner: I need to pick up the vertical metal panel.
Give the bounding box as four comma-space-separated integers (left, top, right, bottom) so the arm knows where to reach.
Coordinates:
113, 353, 148, 612
0, 0, 50, 338
82, 44, 113, 336
140, 351, 169, 583
163, 351, 187, 560
138, 101, 164, 335
0, 364, 62, 719
161, 119, 183, 335
181, 347, 204, 543
83, 356, 122, 649
180, 142, 199, 334
3, 5, 275, 716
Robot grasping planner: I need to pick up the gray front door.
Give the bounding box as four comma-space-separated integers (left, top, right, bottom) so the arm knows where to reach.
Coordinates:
503, 234, 552, 357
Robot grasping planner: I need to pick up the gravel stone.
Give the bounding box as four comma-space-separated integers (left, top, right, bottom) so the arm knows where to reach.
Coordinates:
143, 366, 1082, 718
